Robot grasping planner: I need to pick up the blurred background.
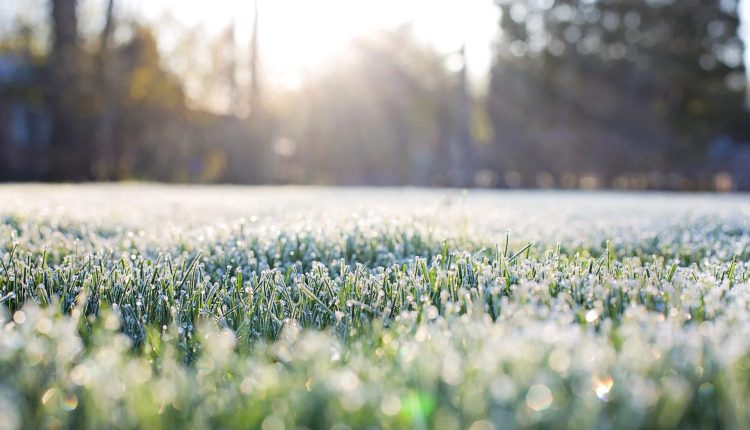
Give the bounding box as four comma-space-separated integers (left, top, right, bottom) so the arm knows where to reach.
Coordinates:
1, 0, 749, 190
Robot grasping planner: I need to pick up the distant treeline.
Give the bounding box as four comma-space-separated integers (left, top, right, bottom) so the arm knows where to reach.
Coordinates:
1, 0, 749, 190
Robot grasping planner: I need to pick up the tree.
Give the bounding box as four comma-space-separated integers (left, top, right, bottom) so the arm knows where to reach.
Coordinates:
109, 26, 186, 179
487, 0, 750, 188
93, 0, 117, 180
272, 27, 469, 186
48, 0, 90, 180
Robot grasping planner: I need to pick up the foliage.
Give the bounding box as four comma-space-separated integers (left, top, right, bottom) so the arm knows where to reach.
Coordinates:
271, 28, 466, 185
2, 1, 750, 188
486, 0, 750, 187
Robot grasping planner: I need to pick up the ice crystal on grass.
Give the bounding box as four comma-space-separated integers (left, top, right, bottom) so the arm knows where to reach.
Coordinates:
1, 185, 750, 428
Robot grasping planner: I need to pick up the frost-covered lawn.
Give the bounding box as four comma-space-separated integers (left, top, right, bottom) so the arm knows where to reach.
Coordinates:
1, 185, 749, 429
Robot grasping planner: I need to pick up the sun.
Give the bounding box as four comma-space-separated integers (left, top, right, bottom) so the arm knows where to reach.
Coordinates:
137, 0, 396, 88
134, 0, 498, 90
255, 0, 386, 88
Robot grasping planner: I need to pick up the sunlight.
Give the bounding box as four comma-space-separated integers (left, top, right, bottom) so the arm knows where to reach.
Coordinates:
129, 0, 498, 89
259, 0, 388, 88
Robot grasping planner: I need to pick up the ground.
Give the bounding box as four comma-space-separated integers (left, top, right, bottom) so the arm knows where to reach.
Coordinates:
1, 185, 749, 429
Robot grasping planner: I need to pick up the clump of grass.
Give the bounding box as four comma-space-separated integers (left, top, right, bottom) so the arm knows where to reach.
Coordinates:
1, 185, 750, 429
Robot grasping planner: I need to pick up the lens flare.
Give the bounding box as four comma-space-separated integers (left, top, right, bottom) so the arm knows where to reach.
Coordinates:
592, 375, 614, 401
526, 384, 553, 411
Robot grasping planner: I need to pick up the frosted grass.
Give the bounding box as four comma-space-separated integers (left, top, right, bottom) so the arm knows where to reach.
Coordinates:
1, 185, 749, 429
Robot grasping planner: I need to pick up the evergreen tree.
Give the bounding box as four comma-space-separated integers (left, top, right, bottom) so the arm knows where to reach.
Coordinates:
487, 0, 749, 187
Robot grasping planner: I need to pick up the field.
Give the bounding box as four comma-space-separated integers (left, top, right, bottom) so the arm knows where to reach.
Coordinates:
1, 185, 750, 429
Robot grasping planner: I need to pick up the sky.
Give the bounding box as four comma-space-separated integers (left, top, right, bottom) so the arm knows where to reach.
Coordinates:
108, 0, 750, 94
1, 0, 749, 100
119, 0, 500, 89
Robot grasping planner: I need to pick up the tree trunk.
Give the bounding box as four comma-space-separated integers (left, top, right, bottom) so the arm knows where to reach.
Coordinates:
94, 0, 117, 180
48, 0, 89, 180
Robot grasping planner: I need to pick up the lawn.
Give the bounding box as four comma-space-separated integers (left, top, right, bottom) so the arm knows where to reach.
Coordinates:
1, 185, 749, 429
